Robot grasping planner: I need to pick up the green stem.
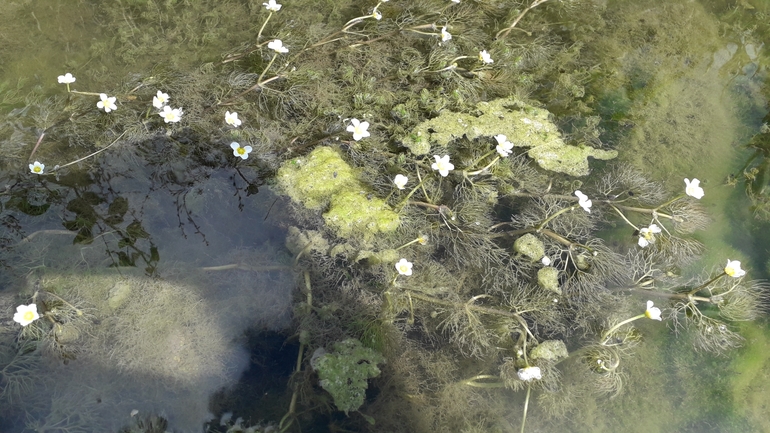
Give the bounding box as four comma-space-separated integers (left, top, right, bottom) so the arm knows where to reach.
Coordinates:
535, 205, 579, 231
467, 155, 501, 176
462, 375, 504, 388
614, 204, 676, 221
396, 169, 428, 211
520, 384, 531, 433
686, 272, 726, 296
257, 53, 278, 84
69, 90, 103, 97
655, 193, 686, 211
608, 204, 639, 231
51, 131, 126, 172
601, 314, 645, 344
43, 291, 83, 316
257, 11, 273, 43
395, 238, 420, 250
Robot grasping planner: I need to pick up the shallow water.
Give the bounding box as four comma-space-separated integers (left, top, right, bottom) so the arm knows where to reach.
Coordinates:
1, 0, 769, 432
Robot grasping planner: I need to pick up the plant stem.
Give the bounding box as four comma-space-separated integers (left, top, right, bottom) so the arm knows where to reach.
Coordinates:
536, 204, 578, 230
608, 204, 639, 231
497, 0, 551, 39
257, 53, 278, 85
462, 375, 504, 388
257, 11, 273, 43
520, 384, 532, 433
467, 155, 501, 176
601, 314, 645, 344
51, 131, 126, 172
686, 272, 726, 296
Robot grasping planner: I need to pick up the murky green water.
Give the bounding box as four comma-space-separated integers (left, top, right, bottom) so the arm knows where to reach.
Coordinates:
1, 0, 769, 432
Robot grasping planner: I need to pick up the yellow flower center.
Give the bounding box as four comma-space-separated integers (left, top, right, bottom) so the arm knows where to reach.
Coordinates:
237, 147, 245, 155
33, 166, 41, 173
23, 311, 35, 321
725, 267, 735, 277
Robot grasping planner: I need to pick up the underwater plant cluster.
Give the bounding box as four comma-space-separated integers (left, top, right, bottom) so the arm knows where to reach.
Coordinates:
1, 0, 770, 432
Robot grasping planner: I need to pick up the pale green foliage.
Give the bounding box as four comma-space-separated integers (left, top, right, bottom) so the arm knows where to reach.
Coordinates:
277, 146, 400, 239
312, 338, 385, 414
402, 98, 617, 175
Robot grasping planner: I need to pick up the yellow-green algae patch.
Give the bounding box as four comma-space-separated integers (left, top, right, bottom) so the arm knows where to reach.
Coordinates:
277, 146, 399, 239
730, 322, 770, 431
401, 97, 617, 176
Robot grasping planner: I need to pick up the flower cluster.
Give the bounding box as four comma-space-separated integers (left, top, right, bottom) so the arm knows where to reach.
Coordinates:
151, 90, 183, 123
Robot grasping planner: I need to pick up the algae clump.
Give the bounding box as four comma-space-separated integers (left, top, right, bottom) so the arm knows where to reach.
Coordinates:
311, 338, 385, 415
513, 233, 545, 262
401, 97, 616, 176
277, 147, 399, 239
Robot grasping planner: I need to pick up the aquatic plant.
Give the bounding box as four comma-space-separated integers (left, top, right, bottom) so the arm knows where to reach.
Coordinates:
310, 338, 385, 414
1, 0, 767, 431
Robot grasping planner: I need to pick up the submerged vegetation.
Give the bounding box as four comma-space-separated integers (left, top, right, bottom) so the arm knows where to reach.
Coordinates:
0, 0, 769, 432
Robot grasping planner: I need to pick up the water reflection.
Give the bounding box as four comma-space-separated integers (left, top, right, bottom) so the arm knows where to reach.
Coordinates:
0, 129, 294, 431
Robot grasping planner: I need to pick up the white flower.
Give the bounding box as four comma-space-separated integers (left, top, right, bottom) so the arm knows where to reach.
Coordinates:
263, 0, 282, 11
541, 256, 551, 266
393, 174, 408, 190
346, 118, 370, 141
644, 300, 662, 321
13, 304, 39, 326
159, 106, 183, 123
267, 39, 289, 53
230, 142, 253, 160
431, 155, 454, 177
29, 161, 45, 175
225, 111, 242, 127
494, 134, 513, 157
372, 10, 382, 20
395, 258, 413, 276
724, 260, 745, 278
574, 190, 592, 213
684, 178, 704, 199
57, 73, 76, 84
637, 224, 662, 248
479, 50, 494, 64
440, 26, 452, 42
451, 0, 460, 3
153, 90, 170, 109
517, 366, 542, 382
97, 94, 117, 112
